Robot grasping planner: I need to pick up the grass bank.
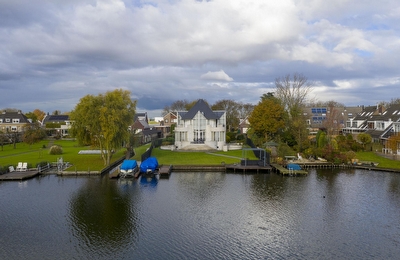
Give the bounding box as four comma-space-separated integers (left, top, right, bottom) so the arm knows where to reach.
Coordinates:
2, 140, 399, 172
355, 151, 400, 169
132, 145, 256, 165
0, 139, 126, 171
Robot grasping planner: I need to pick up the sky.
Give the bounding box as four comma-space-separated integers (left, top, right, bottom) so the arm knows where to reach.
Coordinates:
1, 0, 400, 118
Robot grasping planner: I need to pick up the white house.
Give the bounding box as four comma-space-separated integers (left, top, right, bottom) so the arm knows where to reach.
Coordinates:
174, 99, 226, 150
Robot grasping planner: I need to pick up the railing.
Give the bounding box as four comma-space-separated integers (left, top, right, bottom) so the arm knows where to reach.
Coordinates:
38, 163, 51, 173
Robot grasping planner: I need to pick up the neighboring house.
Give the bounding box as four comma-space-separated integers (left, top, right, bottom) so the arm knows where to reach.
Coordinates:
42, 114, 72, 137
174, 99, 226, 150
0, 110, 31, 133
364, 104, 400, 148
341, 104, 400, 153
131, 112, 161, 144
238, 117, 250, 134
155, 112, 177, 136
303, 106, 363, 135
342, 106, 379, 134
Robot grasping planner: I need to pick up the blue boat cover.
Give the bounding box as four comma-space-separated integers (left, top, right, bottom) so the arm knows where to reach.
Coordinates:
140, 157, 158, 173
121, 160, 138, 170
287, 163, 301, 170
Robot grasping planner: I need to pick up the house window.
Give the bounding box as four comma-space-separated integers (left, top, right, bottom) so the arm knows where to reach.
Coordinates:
5, 118, 10, 123
165, 119, 169, 123
11, 126, 17, 131
0, 119, 2, 123
12, 119, 20, 123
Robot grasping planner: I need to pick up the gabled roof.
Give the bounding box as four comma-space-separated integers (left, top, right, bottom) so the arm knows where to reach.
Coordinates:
368, 104, 400, 122
180, 99, 221, 120
353, 106, 377, 121
0, 111, 30, 123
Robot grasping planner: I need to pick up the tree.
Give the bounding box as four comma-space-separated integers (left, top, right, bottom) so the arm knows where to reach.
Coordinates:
387, 133, 400, 154
248, 94, 285, 145
357, 133, 372, 150
211, 99, 240, 131
33, 109, 46, 123
162, 100, 190, 115
70, 89, 137, 166
237, 103, 254, 121
23, 122, 46, 146
274, 73, 313, 151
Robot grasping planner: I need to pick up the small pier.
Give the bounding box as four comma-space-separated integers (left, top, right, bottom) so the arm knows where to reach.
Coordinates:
159, 165, 172, 177
271, 164, 308, 176
225, 164, 272, 173
0, 170, 40, 181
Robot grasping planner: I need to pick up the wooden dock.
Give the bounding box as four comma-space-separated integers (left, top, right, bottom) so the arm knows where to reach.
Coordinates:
225, 164, 272, 173
271, 164, 308, 176
159, 165, 172, 178
0, 170, 40, 181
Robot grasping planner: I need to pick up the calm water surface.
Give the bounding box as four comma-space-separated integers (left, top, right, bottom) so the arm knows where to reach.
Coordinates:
0, 169, 399, 259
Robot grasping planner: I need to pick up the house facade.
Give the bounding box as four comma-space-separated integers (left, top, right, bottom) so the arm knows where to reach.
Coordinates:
131, 112, 161, 145
174, 99, 226, 150
42, 114, 72, 137
341, 104, 400, 154
0, 110, 31, 133
154, 112, 177, 137
238, 117, 249, 134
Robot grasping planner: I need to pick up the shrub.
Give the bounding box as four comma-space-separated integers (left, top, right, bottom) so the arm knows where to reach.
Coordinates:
49, 145, 63, 155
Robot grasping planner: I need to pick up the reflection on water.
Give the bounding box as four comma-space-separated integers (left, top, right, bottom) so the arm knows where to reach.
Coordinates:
0, 170, 400, 259
68, 177, 139, 257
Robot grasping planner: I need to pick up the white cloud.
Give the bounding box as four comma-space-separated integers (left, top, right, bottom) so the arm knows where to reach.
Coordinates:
1, 0, 400, 114
201, 70, 233, 81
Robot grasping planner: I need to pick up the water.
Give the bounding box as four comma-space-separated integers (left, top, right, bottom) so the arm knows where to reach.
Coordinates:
0, 169, 399, 259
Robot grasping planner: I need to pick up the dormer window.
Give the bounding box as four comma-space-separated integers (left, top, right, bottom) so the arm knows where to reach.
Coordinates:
12, 119, 20, 123
5, 118, 10, 123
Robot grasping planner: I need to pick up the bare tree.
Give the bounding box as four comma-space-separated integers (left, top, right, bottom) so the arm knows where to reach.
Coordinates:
237, 103, 254, 120
162, 100, 190, 116
274, 73, 314, 151
275, 73, 313, 117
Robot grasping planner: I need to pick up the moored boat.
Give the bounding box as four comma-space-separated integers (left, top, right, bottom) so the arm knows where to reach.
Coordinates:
120, 160, 139, 178
140, 157, 159, 175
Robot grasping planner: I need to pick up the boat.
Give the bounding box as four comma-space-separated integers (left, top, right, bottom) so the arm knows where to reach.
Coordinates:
287, 163, 302, 171
140, 157, 159, 176
285, 163, 308, 175
120, 160, 139, 178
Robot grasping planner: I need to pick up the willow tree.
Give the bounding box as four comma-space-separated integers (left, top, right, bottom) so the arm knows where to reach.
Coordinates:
70, 89, 136, 166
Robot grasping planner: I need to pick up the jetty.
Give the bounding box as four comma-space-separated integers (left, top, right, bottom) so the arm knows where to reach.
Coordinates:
271, 164, 308, 176
225, 163, 271, 173
0, 170, 40, 181
159, 165, 172, 178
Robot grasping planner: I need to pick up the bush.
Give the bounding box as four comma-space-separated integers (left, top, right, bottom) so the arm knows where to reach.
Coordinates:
49, 145, 63, 155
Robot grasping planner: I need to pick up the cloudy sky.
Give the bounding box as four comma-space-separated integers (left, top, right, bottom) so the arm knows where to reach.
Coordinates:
1, 0, 399, 117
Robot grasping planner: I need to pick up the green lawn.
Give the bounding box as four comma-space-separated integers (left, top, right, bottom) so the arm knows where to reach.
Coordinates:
355, 151, 400, 169
2, 140, 399, 172
0, 140, 126, 171
132, 145, 257, 165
